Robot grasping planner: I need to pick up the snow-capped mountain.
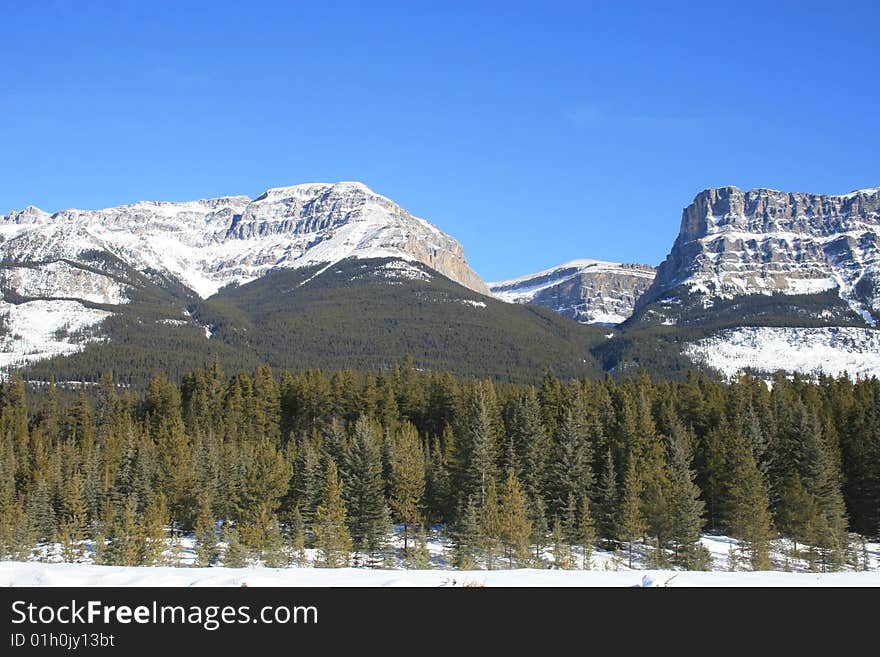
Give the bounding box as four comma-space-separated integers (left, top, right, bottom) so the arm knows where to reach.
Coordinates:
1, 181, 489, 298
623, 185, 880, 379
637, 185, 880, 324
0, 181, 489, 369
489, 260, 656, 324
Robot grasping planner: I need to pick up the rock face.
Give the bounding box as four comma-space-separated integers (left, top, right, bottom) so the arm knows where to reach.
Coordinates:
638, 186, 880, 324
0, 181, 489, 299
489, 259, 656, 324
0, 181, 489, 370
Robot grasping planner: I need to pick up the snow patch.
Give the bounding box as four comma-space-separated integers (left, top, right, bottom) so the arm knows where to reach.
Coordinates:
0, 300, 111, 370
685, 326, 880, 379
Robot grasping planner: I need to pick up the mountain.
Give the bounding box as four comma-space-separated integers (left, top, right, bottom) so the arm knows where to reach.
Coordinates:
489, 259, 655, 324
1, 182, 607, 383
604, 185, 880, 379
1, 181, 488, 297
18, 257, 605, 384
635, 185, 880, 324
0, 181, 495, 374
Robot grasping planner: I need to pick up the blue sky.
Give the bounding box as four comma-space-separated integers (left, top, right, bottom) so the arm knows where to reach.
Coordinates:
1, 1, 878, 281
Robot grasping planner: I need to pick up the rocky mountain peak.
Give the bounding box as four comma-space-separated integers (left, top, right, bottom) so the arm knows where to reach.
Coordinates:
1, 181, 489, 298
490, 259, 656, 324
638, 185, 880, 324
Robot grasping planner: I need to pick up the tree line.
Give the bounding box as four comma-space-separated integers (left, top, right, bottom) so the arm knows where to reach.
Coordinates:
0, 357, 877, 571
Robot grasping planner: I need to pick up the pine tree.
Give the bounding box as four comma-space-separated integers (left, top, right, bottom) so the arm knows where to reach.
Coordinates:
551, 516, 570, 569
222, 525, 248, 568
668, 425, 709, 569
262, 520, 288, 568
143, 494, 169, 566
61, 472, 88, 548
194, 492, 218, 567
596, 448, 618, 547
26, 480, 57, 544
460, 385, 498, 506
342, 416, 387, 564
453, 496, 482, 569
618, 454, 645, 568
480, 477, 501, 570
106, 495, 143, 566
289, 507, 307, 566
237, 437, 292, 552
577, 496, 597, 569
726, 433, 773, 571
313, 460, 352, 568
388, 421, 426, 554
528, 495, 549, 565
405, 529, 432, 569
499, 468, 531, 568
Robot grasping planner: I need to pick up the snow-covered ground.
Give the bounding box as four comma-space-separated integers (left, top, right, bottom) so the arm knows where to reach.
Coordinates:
4, 529, 876, 587
685, 326, 880, 379
2, 561, 878, 587
0, 299, 110, 370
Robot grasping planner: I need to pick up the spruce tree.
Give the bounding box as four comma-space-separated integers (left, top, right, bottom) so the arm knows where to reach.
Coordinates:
342, 416, 387, 564
223, 525, 248, 568
452, 496, 480, 569
528, 495, 549, 565
480, 477, 501, 569
618, 454, 645, 568
194, 492, 218, 567
388, 421, 426, 554
596, 448, 618, 548
313, 460, 352, 568
499, 468, 531, 568
289, 506, 307, 566
668, 425, 709, 569
143, 493, 169, 566
460, 384, 498, 506
262, 520, 288, 568
511, 388, 550, 505
26, 480, 57, 544
726, 433, 773, 570
551, 516, 570, 569
547, 405, 594, 518
577, 496, 597, 569
406, 529, 432, 569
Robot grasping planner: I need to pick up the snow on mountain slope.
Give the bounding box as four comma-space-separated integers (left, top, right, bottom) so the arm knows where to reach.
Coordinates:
0, 299, 110, 369
1, 182, 489, 299
639, 186, 880, 324
0, 261, 129, 304
0, 182, 490, 371
685, 326, 880, 379
489, 259, 655, 324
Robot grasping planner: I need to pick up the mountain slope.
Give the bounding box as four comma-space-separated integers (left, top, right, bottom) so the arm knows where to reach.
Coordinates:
0, 182, 490, 374
20, 257, 605, 384
489, 259, 655, 324
608, 185, 880, 379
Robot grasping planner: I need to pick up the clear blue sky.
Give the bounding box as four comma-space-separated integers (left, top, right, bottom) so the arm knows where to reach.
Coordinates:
1, 1, 878, 281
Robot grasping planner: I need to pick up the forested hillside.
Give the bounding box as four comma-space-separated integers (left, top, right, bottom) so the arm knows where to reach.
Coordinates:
1, 359, 877, 571
18, 258, 607, 385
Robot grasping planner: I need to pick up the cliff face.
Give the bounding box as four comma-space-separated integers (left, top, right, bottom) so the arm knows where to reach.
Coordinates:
0, 181, 490, 298
490, 260, 656, 324
638, 186, 880, 324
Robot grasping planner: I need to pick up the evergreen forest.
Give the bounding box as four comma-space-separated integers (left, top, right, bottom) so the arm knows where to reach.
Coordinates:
1, 357, 878, 572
